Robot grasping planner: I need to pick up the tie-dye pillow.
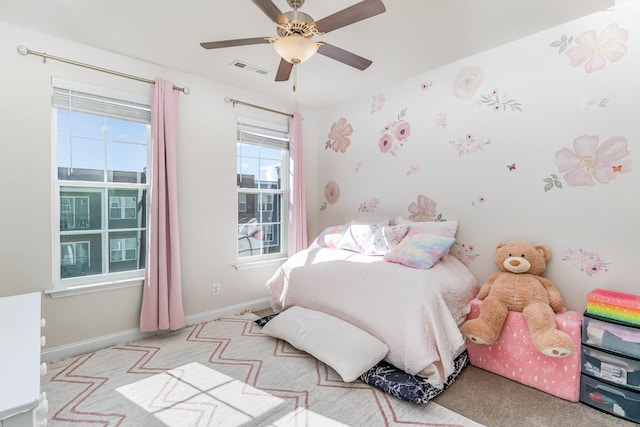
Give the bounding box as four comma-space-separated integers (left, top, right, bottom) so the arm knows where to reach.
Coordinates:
384, 229, 455, 269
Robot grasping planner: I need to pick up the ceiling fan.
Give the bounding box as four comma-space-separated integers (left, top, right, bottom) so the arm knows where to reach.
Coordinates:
200, 0, 386, 82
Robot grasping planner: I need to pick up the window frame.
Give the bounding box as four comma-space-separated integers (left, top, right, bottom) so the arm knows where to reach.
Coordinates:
49, 79, 151, 297
236, 117, 289, 268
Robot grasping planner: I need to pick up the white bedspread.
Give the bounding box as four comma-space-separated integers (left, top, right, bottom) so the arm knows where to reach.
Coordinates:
266, 247, 479, 385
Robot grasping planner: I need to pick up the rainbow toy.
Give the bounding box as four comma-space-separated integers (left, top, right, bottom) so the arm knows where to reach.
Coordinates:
587, 289, 640, 326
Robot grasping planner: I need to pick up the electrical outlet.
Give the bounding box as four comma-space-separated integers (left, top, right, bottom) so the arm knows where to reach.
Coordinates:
212, 283, 221, 296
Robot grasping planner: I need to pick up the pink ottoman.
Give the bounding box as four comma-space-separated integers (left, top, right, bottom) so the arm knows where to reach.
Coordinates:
465, 298, 583, 401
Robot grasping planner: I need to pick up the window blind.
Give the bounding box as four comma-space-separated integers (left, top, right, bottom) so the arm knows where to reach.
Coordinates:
237, 122, 289, 150
52, 87, 151, 124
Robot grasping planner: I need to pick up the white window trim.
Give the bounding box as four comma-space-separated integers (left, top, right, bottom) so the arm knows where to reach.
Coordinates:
50, 79, 150, 296
45, 274, 144, 298
235, 117, 289, 268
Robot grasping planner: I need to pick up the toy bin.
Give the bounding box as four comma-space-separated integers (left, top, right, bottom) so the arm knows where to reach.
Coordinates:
465, 298, 582, 401
580, 374, 640, 423
583, 314, 640, 359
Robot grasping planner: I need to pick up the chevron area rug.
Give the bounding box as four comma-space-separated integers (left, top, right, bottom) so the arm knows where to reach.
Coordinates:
41, 313, 484, 427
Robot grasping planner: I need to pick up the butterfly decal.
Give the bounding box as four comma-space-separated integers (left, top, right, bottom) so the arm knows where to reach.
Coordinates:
507, 163, 516, 171
612, 165, 622, 172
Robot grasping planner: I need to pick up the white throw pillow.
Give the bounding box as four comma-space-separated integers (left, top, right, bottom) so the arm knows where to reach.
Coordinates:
363, 224, 409, 255
336, 223, 381, 253
394, 216, 458, 238
261, 306, 389, 382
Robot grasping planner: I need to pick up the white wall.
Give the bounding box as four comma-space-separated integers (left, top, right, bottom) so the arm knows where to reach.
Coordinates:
314, 4, 639, 312
0, 21, 318, 351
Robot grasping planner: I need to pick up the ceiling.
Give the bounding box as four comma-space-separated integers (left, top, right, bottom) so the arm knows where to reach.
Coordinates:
1, 0, 613, 108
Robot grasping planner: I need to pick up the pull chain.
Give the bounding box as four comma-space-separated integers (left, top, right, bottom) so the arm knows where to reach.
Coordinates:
292, 62, 298, 108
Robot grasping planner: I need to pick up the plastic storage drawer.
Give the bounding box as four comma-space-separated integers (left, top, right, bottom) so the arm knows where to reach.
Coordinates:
580, 374, 640, 423
583, 314, 640, 359
582, 345, 640, 391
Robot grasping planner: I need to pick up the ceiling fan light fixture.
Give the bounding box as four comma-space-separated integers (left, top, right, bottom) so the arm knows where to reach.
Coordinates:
273, 35, 318, 64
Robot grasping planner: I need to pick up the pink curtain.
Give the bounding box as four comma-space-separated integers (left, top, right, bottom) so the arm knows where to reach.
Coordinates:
139, 78, 185, 332
288, 112, 308, 255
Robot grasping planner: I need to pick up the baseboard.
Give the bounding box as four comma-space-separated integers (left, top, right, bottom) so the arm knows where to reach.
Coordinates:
41, 297, 272, 363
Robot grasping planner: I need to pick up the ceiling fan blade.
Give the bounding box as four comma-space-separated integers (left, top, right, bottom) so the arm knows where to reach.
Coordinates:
315, 0, 386, 34
251, 0, 287, 25
275, 59, 294, 81
200, 37, 271, 49
317, 43, 372, 70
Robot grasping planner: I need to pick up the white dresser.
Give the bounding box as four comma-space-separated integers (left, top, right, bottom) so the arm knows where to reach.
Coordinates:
0, 292, 48, 427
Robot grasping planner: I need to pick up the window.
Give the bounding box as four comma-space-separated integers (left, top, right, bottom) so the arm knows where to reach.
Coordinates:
52, 80, 150, 288
110, 196, 137, 219
236, 118, 289, 261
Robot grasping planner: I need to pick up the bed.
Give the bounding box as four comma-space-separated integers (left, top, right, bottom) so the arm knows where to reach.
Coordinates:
265, 218, 480, 387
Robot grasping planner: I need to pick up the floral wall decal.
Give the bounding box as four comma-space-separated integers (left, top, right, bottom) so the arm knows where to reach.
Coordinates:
450, 242, 480, 266
453, 66, 484, 99
555, 135, 631, 187
450, 134, 491, 157
421, 81, 433, 91
321, 180, 340, 211
406, 163, 420, 176
435, 113, 448, 129
549, 34, 574, 53
325, 117, 353, 153
582, 98, 609, 110
378, 108, 411, 155
358, 197, 380, 213
551, 23, 629, 73
471, 196, 486, 207
370, 94, 385, 114
562, 247, 610, 276
480, 89, 522, 112
542, 173, 564, 192
407, 195, 441, 222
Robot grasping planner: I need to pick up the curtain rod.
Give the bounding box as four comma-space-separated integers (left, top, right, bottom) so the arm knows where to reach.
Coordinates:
16, 45, 190, 94
224, 96, 293, 118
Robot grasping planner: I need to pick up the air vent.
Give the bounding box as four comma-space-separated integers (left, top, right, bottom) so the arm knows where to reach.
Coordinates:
230, 60, 270, 77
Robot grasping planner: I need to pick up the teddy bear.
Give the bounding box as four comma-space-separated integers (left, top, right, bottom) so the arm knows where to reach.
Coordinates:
461, 241, 574, 358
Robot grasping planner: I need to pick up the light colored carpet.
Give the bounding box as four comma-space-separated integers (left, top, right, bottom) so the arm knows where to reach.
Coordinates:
41, 313, 483, 426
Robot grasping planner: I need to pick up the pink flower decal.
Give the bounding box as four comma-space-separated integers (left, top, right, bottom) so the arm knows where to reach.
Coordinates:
435, 113, 448, 129
450, 242, 479, 266
450, 134, 491, 157
555, 135, 631, 186
408, 195, 437, 222
327, 117, 353, 153
565, 23, 629, 73
324, 181, 340, 204
378, 108, 410, 155
358, 197, 380, 213
395, 122, 411, 141
453, 66, 484, 99
371, 94, 385, 114
562, 247, 609, 276
378, 134, 393, 153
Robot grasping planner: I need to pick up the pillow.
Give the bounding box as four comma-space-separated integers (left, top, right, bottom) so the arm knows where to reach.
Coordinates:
394, 216, 458, 238
360, 350, 469, 404
311, 224, 348, 248
336, 223, 381, 253
383, 229, 455, 269
254, 313, 278, 327
261, 306, 389, 382
363, 224, 409, 256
